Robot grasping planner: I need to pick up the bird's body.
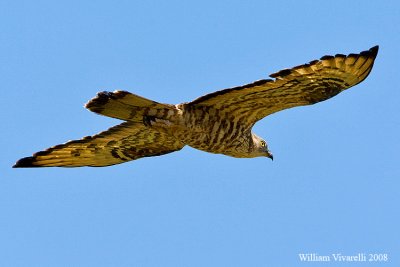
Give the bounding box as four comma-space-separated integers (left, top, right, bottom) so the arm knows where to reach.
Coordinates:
148, 104, 256, 158
14, 46, 379, 167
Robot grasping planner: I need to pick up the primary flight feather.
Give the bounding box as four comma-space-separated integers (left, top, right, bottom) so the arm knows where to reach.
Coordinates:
13, 46, 378, 167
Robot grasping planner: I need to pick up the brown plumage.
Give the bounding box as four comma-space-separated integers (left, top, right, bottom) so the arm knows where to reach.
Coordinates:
13, 46, 378, 167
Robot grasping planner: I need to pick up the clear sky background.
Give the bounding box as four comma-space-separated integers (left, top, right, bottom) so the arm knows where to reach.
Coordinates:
1, 1, 399, 266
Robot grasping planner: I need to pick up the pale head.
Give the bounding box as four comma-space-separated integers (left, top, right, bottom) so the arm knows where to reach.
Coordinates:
251, 133, 273, 160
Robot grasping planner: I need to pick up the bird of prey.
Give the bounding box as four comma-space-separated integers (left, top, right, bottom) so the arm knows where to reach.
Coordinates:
13, 46, 378, 167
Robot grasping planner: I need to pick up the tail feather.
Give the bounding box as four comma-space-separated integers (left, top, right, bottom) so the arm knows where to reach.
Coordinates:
85, 91, 176, 122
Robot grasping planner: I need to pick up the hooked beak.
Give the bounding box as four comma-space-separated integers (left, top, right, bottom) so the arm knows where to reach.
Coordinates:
266, 151, 273, 161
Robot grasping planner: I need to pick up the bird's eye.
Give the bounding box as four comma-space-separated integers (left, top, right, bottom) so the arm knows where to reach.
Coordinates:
260, 140, 266, 147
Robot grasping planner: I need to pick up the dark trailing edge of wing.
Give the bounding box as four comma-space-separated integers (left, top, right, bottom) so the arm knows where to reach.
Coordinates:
190, 79, 273, 105
190, 45, 379, 105
270, 45, 378, 79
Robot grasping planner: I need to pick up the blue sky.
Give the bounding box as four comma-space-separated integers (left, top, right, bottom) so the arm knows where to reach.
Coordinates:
1, 0, 399, 266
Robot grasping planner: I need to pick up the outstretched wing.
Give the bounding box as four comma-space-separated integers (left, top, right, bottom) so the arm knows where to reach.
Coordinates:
189, 46, 378, 125
13, 122, 184, 167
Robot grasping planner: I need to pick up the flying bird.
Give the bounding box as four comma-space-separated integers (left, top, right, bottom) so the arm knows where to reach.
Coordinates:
13, 46, 378, 167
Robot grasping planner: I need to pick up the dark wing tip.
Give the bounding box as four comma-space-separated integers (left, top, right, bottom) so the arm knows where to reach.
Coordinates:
321, 46, 379, 61
366, 45, 379, 58
13, 157, 40, 168
317, 45, 379, 63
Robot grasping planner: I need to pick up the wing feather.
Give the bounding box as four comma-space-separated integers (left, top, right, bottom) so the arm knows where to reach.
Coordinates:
13, 122, 185, 167
189, 46, 378, 125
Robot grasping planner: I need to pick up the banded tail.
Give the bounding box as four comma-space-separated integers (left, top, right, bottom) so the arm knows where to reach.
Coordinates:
85, 90, 177, 122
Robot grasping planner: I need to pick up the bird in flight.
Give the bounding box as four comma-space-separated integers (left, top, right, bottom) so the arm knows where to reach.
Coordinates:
13, 46, 378, 167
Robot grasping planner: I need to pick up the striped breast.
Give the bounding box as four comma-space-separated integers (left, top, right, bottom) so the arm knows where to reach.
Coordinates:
177, 104, 252, 156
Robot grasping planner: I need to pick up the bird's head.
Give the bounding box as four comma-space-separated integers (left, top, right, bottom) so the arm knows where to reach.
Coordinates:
251, 134, 273, 160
